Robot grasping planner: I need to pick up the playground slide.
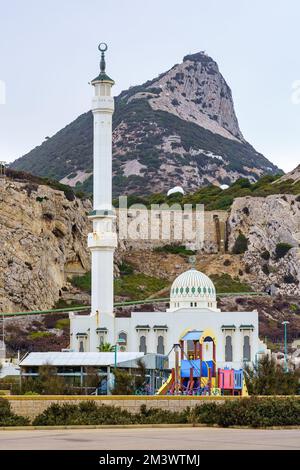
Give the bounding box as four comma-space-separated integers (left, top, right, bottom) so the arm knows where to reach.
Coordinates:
156, 372, 174, 395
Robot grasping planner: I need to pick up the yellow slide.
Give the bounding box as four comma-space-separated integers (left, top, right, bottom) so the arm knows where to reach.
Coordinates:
156, 373, 173, 395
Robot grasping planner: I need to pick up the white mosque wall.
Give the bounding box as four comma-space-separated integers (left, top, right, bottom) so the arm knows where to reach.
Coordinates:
70, 308, 259, 369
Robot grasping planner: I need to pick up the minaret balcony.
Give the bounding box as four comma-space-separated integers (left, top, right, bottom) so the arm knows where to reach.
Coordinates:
88, 231, 117, 249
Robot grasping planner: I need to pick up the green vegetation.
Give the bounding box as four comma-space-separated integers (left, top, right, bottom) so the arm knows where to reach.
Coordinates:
70, 271, 168, 300
114, 273, 168, 300
211, 273, 252, 293
28, 331, 52, 340
154, 244, 195, 256
245, 356, 299, 396
70, 272, 91, 292
55, 318, 70, 330
97, 342, 114, 352
6, 168, 87, 201
20, 364, 66, 395
260, 250, 270, 260
112, 359, 147, 395
190, 397, 300, 428
119, 261, 134, 275
0, 398, 29, 426
112, 174, 299, 210
31, 397, 300, 427
275, 242, 294, 259
232, 232, 248, 254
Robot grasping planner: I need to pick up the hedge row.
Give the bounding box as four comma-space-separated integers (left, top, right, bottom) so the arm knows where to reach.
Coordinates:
1, 397, 299, 428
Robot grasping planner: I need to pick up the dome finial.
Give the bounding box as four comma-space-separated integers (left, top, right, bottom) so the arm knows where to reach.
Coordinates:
98, 42, 108, 73
188, 255, 196, 269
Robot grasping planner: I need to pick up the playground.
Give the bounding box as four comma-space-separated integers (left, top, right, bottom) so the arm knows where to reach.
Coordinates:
157, 329, 248, 396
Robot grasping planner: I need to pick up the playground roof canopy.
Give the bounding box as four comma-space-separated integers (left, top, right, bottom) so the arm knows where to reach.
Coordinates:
181, 330, 203, 341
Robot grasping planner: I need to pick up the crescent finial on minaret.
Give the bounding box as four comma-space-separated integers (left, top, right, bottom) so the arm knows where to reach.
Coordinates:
91, 42, 114, 85
98, 42, 108, 73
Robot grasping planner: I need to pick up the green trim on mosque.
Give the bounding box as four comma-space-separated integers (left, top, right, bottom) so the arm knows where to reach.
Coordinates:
239, 324, 254, 330
153, 325, 168, 330
135, 325, 151, 330
221, 325, 236, 330
76, 332, 88, 337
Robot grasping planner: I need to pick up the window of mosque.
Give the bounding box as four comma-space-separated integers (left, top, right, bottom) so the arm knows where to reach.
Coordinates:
99, 335, 104, 346
243, 335, 251, 361
190, 302, 193, 307
225, 335, 233, 361
139, 335, 147, 354
118, 332, 127, 351
203, 287, 207, 293
157, 335, 164, 355
191, 286, 196, 294
208, 287, 211, 294
79, 341, 84, 352
198, 287, 201, 293
180, 287, 184, 294
186, 287, 189, 293
176, 288, 179, 294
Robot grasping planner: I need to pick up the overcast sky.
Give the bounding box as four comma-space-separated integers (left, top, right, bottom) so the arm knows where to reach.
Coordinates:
0, 0, 299, 172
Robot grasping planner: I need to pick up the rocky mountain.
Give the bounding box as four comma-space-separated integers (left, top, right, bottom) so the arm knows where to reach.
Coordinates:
11, 52, 281, 197
1, 171, 298, 315
276, 164, 300, 184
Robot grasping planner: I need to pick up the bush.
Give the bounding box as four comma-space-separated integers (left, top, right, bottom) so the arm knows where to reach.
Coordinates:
232, 233, 248, 254
0, 398, 29, 426
261, 250, 270, 260
33, 401, 137, 426
192, 397, 300, 428
32, 397, 300, 428
275, 243, 293, 259
244, 356, 299, 395
154, 244, 195, 256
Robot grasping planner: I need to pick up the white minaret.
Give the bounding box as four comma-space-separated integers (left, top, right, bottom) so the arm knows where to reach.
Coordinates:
88, 43, 117, 317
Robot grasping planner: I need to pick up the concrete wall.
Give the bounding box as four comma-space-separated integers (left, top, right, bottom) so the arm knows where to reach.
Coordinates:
7, 395, 240, 421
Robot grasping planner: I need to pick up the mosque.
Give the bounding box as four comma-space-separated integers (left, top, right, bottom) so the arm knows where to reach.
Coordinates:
69, 44, 267, 374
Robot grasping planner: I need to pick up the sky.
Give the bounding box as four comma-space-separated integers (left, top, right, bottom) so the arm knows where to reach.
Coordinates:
0, 0, 299, 172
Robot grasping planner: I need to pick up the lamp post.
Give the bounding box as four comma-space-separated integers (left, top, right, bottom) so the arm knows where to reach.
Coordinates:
113, 338, 126, 368
282, 321, 289, 372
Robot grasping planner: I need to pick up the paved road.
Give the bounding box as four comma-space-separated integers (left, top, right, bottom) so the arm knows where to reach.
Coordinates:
0, 427, 299, 450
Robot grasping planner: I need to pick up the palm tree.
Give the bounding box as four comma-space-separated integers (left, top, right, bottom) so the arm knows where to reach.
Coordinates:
97, 342, 114, 352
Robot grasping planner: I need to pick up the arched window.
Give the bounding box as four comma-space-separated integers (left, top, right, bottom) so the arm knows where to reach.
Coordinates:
79, 341, 84, 352
139, 335, 147, 354
118, 332, 127, 351
157, 335, 164, 355
243, 335, 251, 361
225, 335, 233, 362
190, 302, 193, 307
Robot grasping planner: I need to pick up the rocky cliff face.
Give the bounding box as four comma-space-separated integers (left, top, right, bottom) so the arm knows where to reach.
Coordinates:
0, 178, 91, 313
11, 52, 280, 196
228, 194, 300, 294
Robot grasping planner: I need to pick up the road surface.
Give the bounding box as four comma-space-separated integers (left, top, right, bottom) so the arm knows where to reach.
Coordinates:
0, 427, 299, 450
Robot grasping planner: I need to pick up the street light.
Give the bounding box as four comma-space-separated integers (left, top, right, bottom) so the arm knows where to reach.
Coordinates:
282, 321, 289, 372
113, 338, 126, 368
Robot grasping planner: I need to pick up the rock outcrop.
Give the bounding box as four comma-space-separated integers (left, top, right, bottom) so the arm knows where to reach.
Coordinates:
0, 178, 91, 313
227, 194, 300, 294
